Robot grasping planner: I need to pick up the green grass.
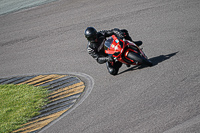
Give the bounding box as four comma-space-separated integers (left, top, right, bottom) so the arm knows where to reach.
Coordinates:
0, 84, 49, 133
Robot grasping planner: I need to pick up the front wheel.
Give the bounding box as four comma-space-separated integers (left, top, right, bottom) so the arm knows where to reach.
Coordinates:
127, 51, 153, 66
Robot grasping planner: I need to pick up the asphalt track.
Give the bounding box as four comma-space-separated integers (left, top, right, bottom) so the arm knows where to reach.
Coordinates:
0, 0, 200, 133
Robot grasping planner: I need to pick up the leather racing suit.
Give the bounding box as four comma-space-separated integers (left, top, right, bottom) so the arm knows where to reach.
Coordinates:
87, 28, 134, 75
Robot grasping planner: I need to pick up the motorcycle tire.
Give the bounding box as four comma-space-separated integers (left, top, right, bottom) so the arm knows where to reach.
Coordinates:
127, 51, 153, 66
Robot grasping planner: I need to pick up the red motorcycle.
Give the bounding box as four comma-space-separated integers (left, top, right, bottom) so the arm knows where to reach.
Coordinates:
104, 35, 153, 68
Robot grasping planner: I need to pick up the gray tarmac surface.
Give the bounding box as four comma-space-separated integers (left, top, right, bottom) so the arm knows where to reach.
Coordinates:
0, 0, 200, 133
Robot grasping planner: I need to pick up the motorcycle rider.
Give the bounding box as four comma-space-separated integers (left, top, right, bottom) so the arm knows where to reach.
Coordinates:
85, 27, 142, 75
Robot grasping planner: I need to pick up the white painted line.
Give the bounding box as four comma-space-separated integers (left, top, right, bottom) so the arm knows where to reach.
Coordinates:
0, 0, 57, 15
38, 72, 94, 133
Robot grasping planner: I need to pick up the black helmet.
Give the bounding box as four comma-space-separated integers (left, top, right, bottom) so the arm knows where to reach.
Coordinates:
85, 27, 97, 42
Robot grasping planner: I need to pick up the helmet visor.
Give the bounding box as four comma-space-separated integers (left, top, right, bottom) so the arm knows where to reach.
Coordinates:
87, 34, 97, 42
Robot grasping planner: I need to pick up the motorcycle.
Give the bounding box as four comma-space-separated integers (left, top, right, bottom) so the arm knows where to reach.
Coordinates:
104, 35, 153, 69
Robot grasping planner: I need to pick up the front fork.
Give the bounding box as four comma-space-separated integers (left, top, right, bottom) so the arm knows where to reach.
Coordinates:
124, 48, 139, 63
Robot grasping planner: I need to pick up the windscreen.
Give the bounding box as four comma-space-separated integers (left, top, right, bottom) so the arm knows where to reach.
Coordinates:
104, 37, 114, 49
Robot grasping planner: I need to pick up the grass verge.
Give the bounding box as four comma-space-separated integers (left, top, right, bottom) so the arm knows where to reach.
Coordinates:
0, 84, 49, 133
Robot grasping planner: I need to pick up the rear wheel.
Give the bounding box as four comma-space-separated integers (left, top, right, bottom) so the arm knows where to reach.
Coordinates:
127, 51, 153, 66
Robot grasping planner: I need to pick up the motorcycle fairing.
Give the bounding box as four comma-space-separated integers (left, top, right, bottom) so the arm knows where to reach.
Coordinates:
104, 35, 148, 65
104, 35, 124, 57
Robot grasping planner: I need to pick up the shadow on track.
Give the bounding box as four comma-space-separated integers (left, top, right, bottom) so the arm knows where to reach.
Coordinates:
149, 52, 178, 65
118, 52, 178, 75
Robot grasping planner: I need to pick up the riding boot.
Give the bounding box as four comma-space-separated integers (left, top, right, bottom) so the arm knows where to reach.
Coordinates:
133, 41, 143, 47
